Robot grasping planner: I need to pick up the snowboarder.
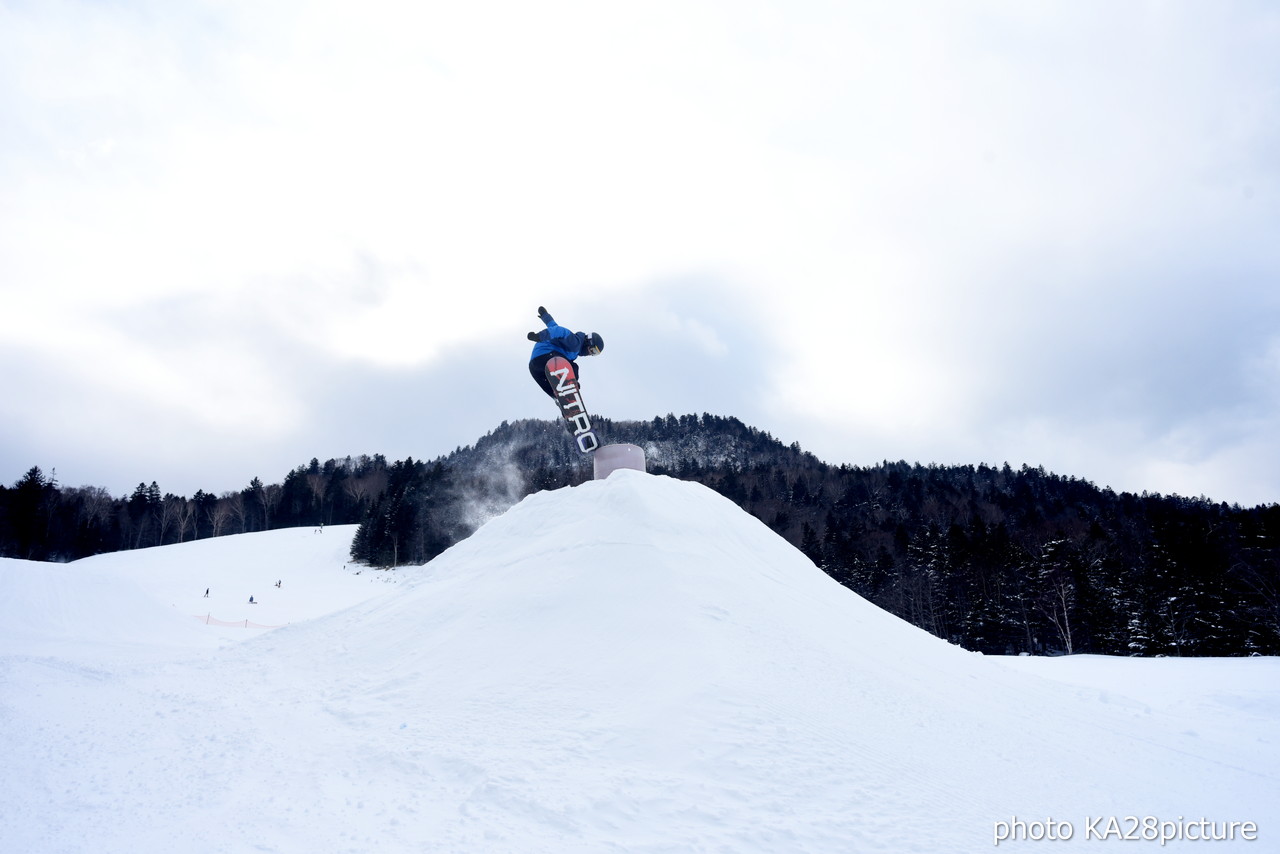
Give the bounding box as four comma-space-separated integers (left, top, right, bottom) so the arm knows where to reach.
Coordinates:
527, 306, 603, 399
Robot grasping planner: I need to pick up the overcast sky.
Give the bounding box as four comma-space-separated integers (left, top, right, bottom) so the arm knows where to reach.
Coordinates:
2, 0, 1278, 506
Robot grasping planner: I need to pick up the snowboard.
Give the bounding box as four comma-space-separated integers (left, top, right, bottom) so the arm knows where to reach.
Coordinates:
544, 356, 600, 453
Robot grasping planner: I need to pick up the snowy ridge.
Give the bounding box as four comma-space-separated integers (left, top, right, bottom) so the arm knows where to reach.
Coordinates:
0, 525, 397, 660
1, 471, 1276, 853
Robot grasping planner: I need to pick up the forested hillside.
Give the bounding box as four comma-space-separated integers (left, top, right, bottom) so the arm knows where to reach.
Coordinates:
4, 414, 1277, 656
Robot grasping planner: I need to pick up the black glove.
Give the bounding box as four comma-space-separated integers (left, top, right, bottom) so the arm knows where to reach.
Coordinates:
527, 331, 539, 342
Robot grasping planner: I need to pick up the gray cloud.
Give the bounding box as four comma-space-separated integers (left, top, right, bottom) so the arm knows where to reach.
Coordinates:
2, 1, 1278, 506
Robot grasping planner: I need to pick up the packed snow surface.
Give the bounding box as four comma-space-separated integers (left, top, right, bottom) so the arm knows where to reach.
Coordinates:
1, 471, 1276, 852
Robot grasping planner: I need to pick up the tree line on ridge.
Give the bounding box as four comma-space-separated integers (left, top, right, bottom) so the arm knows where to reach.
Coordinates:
3, 414, 1277, 656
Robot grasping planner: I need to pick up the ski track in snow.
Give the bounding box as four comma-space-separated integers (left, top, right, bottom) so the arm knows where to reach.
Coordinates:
1, 471, 1276, 853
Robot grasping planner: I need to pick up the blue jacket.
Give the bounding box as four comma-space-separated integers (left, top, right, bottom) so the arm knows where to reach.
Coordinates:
529, 310, 590, 361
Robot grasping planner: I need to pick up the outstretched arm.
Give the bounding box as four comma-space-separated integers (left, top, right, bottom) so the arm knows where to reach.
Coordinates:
528, 307, 587, 353
528, 307, 555, 342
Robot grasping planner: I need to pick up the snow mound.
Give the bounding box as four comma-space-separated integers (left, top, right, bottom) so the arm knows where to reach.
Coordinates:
1, 470, 1276, 853
0, 556, 216, 657
0, 525, 406, 661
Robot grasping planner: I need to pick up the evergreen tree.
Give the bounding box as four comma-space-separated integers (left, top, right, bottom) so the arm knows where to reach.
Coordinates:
2, 415, 1278, 656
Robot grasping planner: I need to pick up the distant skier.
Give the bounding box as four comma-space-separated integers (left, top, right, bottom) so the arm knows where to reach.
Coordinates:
527, 306, 603, 399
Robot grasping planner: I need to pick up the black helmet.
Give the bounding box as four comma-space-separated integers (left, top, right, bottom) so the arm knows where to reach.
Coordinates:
584, 332, 604, 356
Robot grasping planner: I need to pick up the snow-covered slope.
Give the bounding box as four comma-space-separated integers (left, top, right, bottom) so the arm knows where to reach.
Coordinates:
1, 471, 1275, 853
0, 525, 400, 659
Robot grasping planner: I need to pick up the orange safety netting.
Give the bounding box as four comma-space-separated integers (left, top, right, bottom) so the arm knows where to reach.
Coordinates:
193, 614, 286, 629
